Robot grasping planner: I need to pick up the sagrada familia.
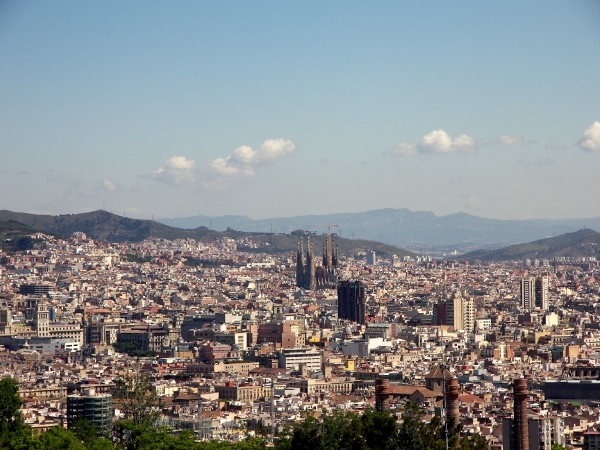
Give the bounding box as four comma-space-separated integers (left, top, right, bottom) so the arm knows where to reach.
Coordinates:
296, 232, 339, 290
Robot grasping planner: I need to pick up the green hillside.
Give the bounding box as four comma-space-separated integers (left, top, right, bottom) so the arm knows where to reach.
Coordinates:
0, 210, 414, 258
459, 229, 600, 261
0, 220, 45, 252
0, 210, 205, 242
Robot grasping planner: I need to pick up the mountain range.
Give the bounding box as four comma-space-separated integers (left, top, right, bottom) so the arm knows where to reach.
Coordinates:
458, 229, 600, 262
2, 209, 597, 262
0, 210, 413, 259
157, 208, 600, 248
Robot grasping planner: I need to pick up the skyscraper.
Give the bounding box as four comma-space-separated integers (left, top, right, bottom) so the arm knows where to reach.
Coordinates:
522, 276, 548, 311
337, 280, 366, 324
464, 295, 475, 332
446, 294, 463, 331
521, 277, 535, 310
446, 292, 474, 332
366, 251, 377, 266
535, 276, 549, 311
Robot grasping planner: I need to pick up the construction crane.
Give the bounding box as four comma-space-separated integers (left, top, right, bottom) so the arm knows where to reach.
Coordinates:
314, 223, 342, 235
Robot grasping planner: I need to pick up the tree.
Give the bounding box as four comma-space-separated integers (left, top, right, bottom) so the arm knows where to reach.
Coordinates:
0, 377, 24, 432
115, 372, 161, 428
14, 236, 34, 252
71, 418, 114, 450
275, 404, 489, 450
38, 426, 86, 450
396, 403, 426, 450
360, 409, 399, 450
320, 411, 366, 450
286, 415, 323, 450
459, 433, 489, 450
551, 445, 572, 450
0, 377, 37, 450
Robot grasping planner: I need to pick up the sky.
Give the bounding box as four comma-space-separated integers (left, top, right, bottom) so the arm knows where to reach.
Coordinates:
0, 1, 599, 221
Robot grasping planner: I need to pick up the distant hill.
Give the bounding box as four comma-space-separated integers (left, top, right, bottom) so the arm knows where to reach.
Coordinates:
0, 209, 206, 242
0, 219, 44, 251
458, 229, 600, 262
157, 208, 600, 247
0, 210, 413, 258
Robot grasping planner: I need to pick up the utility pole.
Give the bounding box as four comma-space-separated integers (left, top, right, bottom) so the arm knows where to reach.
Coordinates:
442, 361, 449, 450
60, 378, 64, 427
270, 376, 275, 437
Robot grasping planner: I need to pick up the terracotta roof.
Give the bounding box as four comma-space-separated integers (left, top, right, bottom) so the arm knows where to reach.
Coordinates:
425, 365, 453, 380
413, 388, 440, 398
389, 385, 419, 396
459, 393, 484, 404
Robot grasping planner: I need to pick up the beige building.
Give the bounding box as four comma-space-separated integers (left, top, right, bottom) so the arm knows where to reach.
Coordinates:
446, 292, 474, 332
214, 383, 272, 403
285, 377, 354, 395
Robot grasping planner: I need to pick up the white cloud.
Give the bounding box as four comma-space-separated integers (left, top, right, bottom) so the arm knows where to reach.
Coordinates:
418, 129, 475, 153
392, 130, 530, 157
391, 142, 416, 156
202, 138, 295, 190
498, 134, 523, 145
579, 121, 600, 151
102, 178, 118, 192
231, 138, 296, 165
149, 139, 294, 190
152, 156, 197, 185
393, 129, 476, 156
205, 157, 242, 177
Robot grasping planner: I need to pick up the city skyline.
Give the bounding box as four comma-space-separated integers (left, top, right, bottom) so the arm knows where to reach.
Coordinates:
1, 2, 599, 220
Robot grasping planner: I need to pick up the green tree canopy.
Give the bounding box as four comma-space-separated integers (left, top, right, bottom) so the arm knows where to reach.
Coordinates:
277, 404, 489, 450
0, 376, 491, 450
114, 373, 161, 428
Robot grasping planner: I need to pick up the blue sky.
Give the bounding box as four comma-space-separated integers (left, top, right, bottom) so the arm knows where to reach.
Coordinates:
0, 1, 599, 220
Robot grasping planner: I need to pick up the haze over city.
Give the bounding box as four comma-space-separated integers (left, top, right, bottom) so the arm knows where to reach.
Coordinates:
1, 1, 599, 220
3, 3, 600, 449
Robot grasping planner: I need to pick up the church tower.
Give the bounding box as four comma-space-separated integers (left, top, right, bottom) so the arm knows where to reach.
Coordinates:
34, 301, 50, 337
306, 236, 316, 290
296, 240, 306, 289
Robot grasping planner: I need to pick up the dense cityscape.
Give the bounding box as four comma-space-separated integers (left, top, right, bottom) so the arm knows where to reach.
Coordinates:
1, 3, 599, 450
0, 226, 598, 450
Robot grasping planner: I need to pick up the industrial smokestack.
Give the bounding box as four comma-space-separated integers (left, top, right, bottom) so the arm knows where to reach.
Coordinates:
512, 378, 529, 450
445, 376, 460, 427
375, 378, 390, 412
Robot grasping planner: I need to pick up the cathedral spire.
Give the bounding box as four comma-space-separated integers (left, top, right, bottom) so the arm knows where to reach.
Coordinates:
296, 239, 305, 288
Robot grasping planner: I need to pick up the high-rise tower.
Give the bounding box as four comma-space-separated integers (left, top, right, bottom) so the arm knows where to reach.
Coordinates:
535, 276, 549, 311
521, 277, 535, 310
337, 280, 366, 324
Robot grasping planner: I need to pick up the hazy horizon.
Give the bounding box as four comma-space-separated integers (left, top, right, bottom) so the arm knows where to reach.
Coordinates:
3, 206, 600, 223
153, 208, 600, 223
